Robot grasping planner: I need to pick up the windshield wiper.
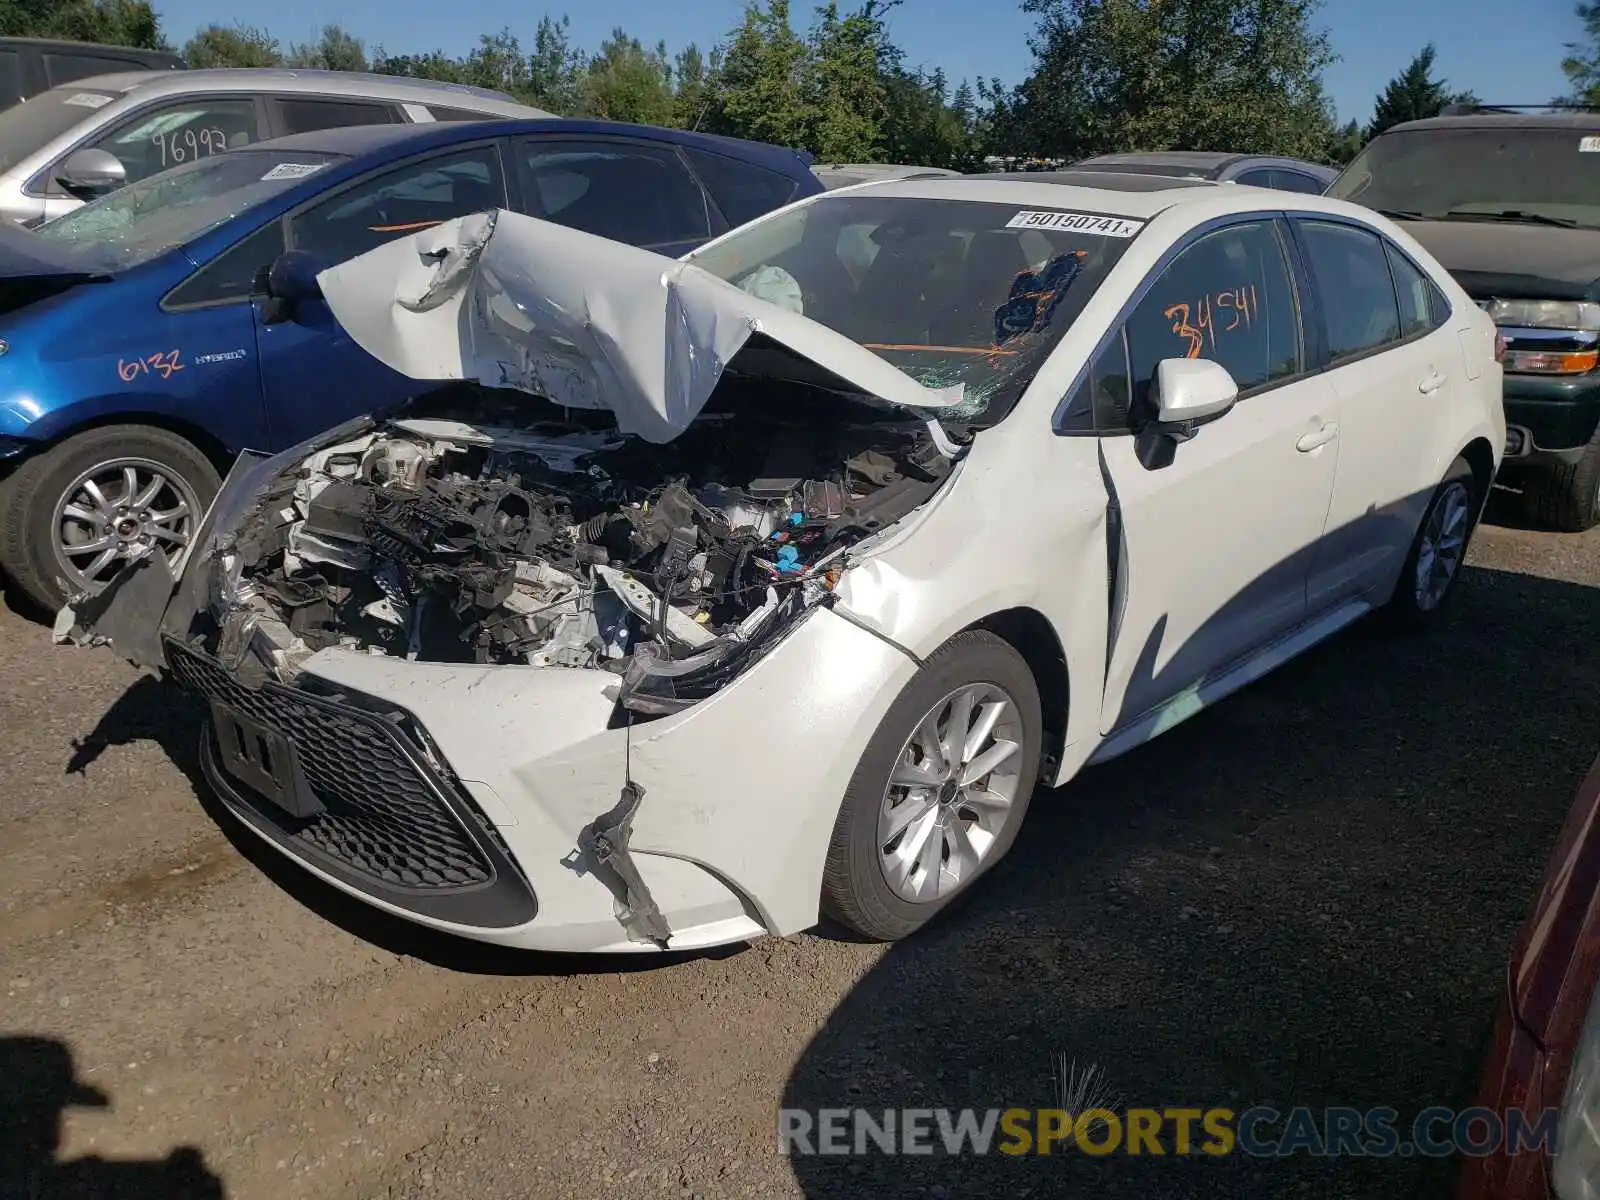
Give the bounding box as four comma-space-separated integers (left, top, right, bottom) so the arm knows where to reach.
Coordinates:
1442, 208, 1580, 228
1374, 208, 1427, 221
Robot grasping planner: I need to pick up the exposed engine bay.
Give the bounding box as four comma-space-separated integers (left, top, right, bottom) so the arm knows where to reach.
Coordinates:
208, 386, 957, 715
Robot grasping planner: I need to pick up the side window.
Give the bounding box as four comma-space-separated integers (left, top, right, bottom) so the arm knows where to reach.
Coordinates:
42, 52, 143, 87
1274, 170, 1327, 195
1385, 242, 1447, 339
0, 50, 23, 108
1234, 169, 1276, 189
164, 219, 287, 309
1123, 220, 1303, 412
287, 144, 504, 266
1061, 328, 1133, 432
1297, 220, 1402, 361
81, 98, 260, 187
517, 139, 710, 248
682, 147, 799, 228
271, 98, 400, 136
426, 105, 495, 122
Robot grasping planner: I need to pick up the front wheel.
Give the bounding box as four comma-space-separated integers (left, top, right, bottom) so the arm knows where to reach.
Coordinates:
821, 630, 1043, 942
1382, 456, 1478, 629
0, 425, 220, 614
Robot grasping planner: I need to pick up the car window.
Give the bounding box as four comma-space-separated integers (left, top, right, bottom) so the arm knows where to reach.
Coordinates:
83, 98, 260, 187
1234, 169, 1276, 188
1385, 242, 1447, 339
288, 144, 504, 266
1296, 220, 1403, 361
165, 218, 288, 308
272, 97, 400, 136
1123, 219, 1302, 412
517, 139, 709, 248
0, 50, 22, 108
1061, 328, 1134, 432
426, 105, 496, 122
42, 52, 145, 87
1273, 170, 1326, 195
682, 146, 799, 228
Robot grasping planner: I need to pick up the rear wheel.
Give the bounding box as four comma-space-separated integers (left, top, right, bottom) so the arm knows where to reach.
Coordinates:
1523, 426, 1600, 532
822, 631, 1043, 941
0, 425, 219, 613
1382, 456, 1478, 629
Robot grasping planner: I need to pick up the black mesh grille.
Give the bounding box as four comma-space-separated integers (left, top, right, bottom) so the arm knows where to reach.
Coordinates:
167, 640, 493, 891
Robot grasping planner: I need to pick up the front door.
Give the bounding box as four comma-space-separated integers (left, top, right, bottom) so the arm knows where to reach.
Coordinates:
1098, 217, 1340, 733
253, 141, 509, 449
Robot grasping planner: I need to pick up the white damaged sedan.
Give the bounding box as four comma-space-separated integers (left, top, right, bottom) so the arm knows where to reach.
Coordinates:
60, 171, 1505, 952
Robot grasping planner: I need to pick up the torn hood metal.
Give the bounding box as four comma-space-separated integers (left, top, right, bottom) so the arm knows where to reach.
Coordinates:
315, 208, 966, 444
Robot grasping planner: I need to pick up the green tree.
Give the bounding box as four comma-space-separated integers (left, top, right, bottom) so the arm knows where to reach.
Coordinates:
1561, 1, 1600, 106
672, 43, 715, 130
803, 1, 887, 160
183, 23, 282, 69
526, 15, 588, 113
1000, 0, 1338, 161
286, 23, 368, 72
371, 48, 472, 84
1328, 118, 1365, 165
711, 0, 810, 147
0, 0, 165, 48
1367, 44, 1477, 139
583, 30, 675, 124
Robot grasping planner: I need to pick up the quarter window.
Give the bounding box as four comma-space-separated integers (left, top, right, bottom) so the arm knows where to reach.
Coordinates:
517, 139, 710, 248
1297, 220, 1402, 361
272, 98, 399, 135
1385, 242, 1447, 339
287, 145, 504, 266
1123, 220, 1303, 414
165, 219, 287, 308
682, 146, 799, 228
81, 98, 260, 186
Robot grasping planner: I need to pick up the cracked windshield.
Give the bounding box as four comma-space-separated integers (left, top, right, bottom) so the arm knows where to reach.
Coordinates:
1326, 126, 1600, 228
686, 194, 1135, 422
33, 149, 340, 271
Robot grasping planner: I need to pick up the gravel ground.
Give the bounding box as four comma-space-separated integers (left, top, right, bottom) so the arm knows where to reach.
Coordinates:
1, 492, 1596, 1200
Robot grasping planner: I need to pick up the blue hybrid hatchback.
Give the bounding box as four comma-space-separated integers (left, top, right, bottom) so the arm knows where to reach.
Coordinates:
0, 118, 822, 609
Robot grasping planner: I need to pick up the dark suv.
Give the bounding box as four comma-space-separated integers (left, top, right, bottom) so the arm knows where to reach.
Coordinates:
0, 38, 183, 110
1327, 109, 1600, 530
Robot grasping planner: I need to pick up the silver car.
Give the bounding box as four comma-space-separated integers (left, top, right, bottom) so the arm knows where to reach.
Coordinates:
1071, 150, 1337, 194
0, 67, 554, 226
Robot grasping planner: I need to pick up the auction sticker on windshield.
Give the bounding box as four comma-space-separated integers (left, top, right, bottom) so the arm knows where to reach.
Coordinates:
261, 162, 325, 181
1581, 136, 1600, 152
1006, 210, 1144, 238
63, 93, 113, 109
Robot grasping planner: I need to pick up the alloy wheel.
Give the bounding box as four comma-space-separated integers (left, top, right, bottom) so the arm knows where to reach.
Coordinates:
1414, 479, 1471, 611
52, 457, 198, 594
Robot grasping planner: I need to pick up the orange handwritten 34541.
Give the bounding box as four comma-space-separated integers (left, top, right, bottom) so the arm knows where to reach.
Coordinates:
117, 350, 185, 383
1164, 284, 1260, 358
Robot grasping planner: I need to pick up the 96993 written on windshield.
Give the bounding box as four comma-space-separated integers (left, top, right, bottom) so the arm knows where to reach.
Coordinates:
152, 128, 229, 168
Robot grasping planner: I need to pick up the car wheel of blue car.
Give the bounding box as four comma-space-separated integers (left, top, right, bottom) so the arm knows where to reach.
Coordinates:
0, 424, 221, 615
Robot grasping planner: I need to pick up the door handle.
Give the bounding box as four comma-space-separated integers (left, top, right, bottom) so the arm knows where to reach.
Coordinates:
1296, 422, 1339, 452
1419, 369, 1446, 394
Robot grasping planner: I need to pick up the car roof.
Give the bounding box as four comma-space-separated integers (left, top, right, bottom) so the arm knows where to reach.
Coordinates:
825, 171, 1225, 218
1076, 150, 1245, 173
251, 116, 817, 175
55, 67, 546, 113
0, 36, 183, 61
1385, 111, 1600, 133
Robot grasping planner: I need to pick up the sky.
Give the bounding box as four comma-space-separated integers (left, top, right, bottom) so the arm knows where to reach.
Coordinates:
153, 0, 1585, 128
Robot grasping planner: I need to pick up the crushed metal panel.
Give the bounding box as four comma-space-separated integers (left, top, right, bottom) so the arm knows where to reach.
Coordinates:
315, 209, 967, 445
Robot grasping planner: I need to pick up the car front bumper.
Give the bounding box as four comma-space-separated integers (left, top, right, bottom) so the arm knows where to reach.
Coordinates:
175, 601, 920, 954
1502, 373, 1600, 464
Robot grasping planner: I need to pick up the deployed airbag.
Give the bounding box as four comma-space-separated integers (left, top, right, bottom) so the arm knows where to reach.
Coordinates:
315, 209, 966, 444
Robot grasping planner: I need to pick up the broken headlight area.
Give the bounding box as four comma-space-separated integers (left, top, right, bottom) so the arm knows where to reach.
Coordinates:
193, 384, 954, 715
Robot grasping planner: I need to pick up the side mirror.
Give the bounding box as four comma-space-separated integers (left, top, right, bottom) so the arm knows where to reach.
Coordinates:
55, 148, 126, 199
257, 250, 326, 323
1135, 358, 1239, 470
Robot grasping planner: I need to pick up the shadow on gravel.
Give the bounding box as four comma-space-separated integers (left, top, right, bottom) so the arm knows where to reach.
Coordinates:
0, 1035, 226, 1199
783, 565, 1600, 1200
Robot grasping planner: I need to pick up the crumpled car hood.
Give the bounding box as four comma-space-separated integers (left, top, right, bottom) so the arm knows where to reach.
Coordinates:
315, 208, 966, 444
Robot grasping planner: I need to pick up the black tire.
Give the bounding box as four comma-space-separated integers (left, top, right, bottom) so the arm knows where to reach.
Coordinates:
821, 630, 1044, 942
1382, 455, 1479, 630
1524, 426, 1600, 532
0, 424, 220, 614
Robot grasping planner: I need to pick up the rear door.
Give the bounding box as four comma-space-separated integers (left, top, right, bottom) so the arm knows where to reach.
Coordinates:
253, 140, 509, 448
1294, 217, 1459, 605
510, 135, 714, 257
